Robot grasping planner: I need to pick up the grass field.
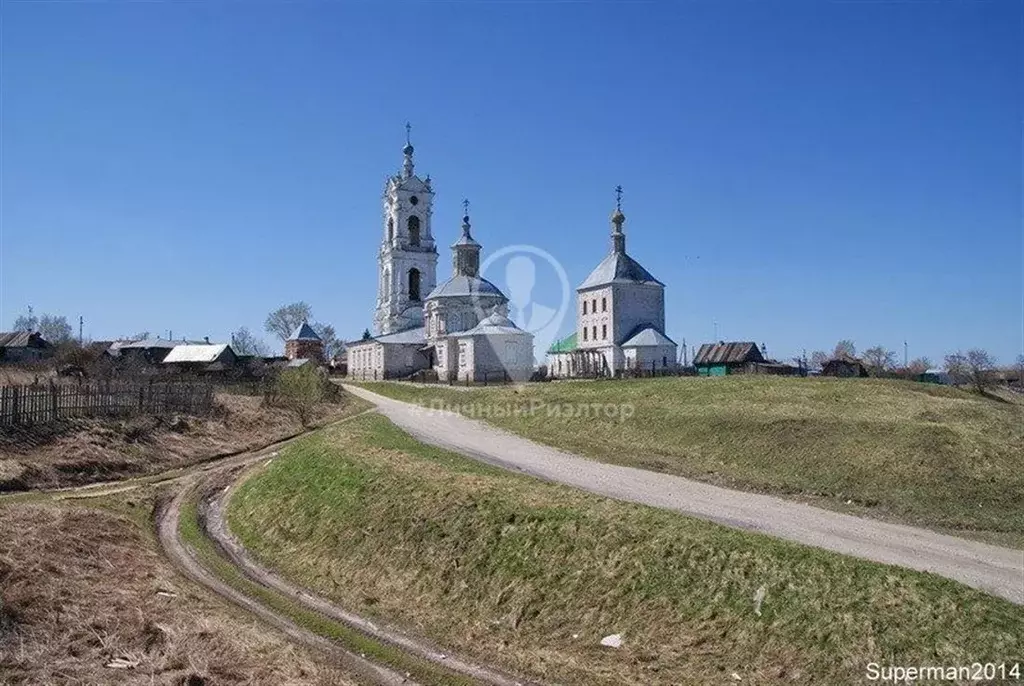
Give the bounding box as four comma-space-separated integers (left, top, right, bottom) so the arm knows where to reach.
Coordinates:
360, 377, 1024, 544
227, 413, 1023, 686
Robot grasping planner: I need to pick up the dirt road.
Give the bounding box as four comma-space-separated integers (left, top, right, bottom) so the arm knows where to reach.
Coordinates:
345, 384, 1024, 605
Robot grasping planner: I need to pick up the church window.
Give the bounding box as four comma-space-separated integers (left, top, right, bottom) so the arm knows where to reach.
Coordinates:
602, 297, 607, 312
459, 343, 467, 367
663, 356, 668, 367
388, 218, 394, 242
592, 298, 597, 312
582, 328, 588, 341
602, 324, 607, 339
408, 268, 421, 301
592, 326, 597, 340
408, 216, 421, 246
582, 300, 587, 315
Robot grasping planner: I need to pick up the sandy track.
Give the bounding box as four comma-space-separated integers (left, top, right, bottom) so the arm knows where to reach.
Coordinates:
345, 384, 1024, 606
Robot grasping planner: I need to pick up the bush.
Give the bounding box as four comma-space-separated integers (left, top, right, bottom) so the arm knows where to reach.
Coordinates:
268, 365, 337, 426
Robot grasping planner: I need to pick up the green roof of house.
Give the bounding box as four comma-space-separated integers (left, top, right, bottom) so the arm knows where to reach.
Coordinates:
548, 332, 577, 354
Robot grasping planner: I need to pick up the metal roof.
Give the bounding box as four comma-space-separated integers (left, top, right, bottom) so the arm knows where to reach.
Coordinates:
119, 338, 191, 350
425, 275, 507, 301
693, 341, 764, 366
548, 332, 578, 354
287, 322, 321, 341
461, 312, 528, 337
578, 252, 663, 290
163, 344, 232, 364
374, 326, 427, 345
621, 326, 676, 348
0, 331, 48, 348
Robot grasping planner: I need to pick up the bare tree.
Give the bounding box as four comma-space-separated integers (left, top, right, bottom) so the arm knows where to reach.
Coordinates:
312, 322, 344, 359
907, 357, 932, 375
833, 340, 856, 358
265, 302, 313, 341
810, 350, 829, 369
38, 314, 73, 344
945, 349, 997, 393
12, 306, 37, 332
231, 327, 270, 356
862, 346, 897, 376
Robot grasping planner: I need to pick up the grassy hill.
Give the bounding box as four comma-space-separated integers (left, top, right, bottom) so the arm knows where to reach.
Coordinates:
360, 377, 1024, 544
227, 414, 1023, 686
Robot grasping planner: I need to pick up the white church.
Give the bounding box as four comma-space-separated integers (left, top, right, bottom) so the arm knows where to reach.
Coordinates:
346, 131, 535, 382
347, 130, 677, 382
546, 187, 678, 378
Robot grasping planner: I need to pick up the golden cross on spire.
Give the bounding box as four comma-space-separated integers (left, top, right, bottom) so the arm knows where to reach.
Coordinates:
615, 185, 623, 211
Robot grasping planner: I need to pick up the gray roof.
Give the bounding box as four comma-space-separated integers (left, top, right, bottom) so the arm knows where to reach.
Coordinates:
0, 331, 48, 348
288, 322, 321, 341
578, 252, 663, 290
694, 341, 764, 366
461, 312, 528, 337
374, 326, 427, 345
620, 326, 676, 348
118, 338, 189, 350
287, 357, 313, 368
425, 275, 506, 301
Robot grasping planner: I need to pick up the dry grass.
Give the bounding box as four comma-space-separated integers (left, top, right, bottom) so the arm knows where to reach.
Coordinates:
228, 414, 1024, 686
0, 392, 369, 492
0, 501, 356, 685
362, 377, 1024, 542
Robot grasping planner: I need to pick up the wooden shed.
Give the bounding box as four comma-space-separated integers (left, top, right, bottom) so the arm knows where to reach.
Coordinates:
693, 341, 765, 376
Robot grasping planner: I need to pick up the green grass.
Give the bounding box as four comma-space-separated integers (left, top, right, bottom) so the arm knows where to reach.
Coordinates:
358, 377, 1024, 543
227, 413, 1024, 686
175, 485, 478, 686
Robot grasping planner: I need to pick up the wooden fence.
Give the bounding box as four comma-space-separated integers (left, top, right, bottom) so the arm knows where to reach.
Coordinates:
0, 380, 216, 426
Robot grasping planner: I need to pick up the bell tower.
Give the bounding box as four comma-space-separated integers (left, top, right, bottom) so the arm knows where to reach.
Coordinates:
374, 124, 439, 335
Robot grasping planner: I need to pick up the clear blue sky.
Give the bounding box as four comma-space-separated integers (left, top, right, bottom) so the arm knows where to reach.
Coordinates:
2, 0, 1021, 364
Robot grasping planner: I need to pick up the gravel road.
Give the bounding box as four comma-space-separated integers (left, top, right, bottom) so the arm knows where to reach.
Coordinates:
346, 384, 1024, 605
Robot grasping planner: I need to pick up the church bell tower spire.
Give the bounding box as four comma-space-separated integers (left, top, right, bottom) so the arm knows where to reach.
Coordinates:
402, 122, 415, 179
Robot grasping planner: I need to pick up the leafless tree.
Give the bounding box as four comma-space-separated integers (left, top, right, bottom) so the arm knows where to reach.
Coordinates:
907, 357, 932, 375
12, 306, 37, 332
265, 302, 314, 341
945, 349, 997, 393
862, 346, 897, 376
810, 350, 829, 369
38, 314, 74, 344
231, 327, 270, 356
833, 340, 856, 358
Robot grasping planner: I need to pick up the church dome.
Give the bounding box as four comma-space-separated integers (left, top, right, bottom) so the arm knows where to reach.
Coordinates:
611, 208, 625, 224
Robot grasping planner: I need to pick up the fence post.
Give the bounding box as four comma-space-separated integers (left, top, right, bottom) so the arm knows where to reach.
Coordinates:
11, 386, 20, 425
50, 382, 58, 422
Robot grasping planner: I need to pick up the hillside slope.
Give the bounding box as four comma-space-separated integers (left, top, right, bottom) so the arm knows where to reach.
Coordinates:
362, 378, 1024, 543
228, 414, 1023, 686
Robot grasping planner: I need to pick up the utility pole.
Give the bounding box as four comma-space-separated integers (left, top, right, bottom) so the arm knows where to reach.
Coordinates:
682, 337, 688, 366
78, 316, 83, 345
904, 340, 908, 369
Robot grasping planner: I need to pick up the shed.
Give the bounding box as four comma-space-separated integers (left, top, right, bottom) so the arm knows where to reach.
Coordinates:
693, 341, 765, 376
0, 331, 52, 363
163, 343, 237, 372
821, 354, 868, 378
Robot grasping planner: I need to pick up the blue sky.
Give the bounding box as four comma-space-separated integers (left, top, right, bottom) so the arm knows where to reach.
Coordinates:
2, 0, 1021, 364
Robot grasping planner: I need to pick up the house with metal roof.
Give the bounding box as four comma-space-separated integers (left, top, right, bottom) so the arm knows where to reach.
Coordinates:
545, 188, 677, 378
0, 331, 52, 363
693, 341, 766, 376
162, 343, 237, 373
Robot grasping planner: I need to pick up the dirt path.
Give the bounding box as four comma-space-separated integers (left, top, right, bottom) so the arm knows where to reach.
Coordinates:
345, 384, 1024, 606
8, 409, 531, 686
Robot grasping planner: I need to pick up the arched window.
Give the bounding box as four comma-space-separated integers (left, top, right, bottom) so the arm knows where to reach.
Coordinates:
387, 218, 394, 242
408, 216, 421, 246
408, 268, 421, 301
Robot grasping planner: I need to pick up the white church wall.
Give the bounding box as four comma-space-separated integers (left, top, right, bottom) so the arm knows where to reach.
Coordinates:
611, 283, 665, 345
576, 286, 613, 350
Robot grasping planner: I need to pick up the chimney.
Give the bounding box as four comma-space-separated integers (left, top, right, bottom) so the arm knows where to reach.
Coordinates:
204, 336, 210, 344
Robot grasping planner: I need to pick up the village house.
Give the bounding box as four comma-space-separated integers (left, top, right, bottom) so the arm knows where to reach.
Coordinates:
0, 331, 52, 363
162, 343, 238, 373
821, 354, 869, 378
693, 341, 766, 376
